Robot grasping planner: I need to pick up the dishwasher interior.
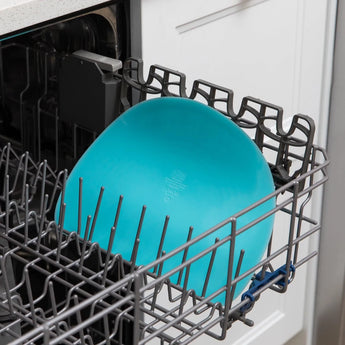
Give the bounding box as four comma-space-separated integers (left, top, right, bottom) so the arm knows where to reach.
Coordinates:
0, 4, 329, 345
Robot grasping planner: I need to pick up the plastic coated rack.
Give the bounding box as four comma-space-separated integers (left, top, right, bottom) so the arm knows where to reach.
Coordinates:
0, 56, 329, 345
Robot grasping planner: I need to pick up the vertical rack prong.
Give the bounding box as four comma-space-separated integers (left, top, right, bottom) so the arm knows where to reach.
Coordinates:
132, 273, 141, 345
0, 146, 4, 172
20, 152, 29, 206
115, 254, 125, 282
101, 194, 124, 285
56, 203, 66, 262
43, 324, 50, 345
151, 251, 166, 311
103, 313, 111, 345
179, 263, 192, 315
293, 190, 312, 267
77, 177, 83, 236
154, 215, 169, 274
48, 281, 58, 317
130, 239, 140, 273
73, 295, 86, 344
157, 251, 165, 278
118, 317, 124, 345
24, 184, 29, 245
57, 169, 67, 235
102, 226, 116, 286
79, 215, 92, 273
284, 181, 299, 290
222, 218, 237, 338
46, 170, 64, 213
113, 195, 124, 228
5, 144, 10, 187
0, 146, 5, 196
177, 226, 193, 285
39, 160, 47, 216
5, 175, 9, 234
88, 186, 104, 242
37, 194, 49, 250
228, 249, 245, 310
24, 268, 37, 327
130, 205, 146, 270
202, 237, 220, 297
61, 169, 68, 205
0, 254, 14, 315
261, 234, 273, 280
48, 281, 60, 336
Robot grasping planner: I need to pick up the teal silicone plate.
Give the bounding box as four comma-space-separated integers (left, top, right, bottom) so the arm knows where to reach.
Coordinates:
55, 97, 275, 302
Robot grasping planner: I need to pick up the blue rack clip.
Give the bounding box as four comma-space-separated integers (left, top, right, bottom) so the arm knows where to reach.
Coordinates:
240, 262, 296, 313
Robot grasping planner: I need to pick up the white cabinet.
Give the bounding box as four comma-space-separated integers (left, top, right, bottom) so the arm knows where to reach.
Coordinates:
140, 1, 336, 344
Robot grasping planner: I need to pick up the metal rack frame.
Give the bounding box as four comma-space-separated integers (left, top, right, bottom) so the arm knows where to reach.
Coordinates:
0, 52, 329, 345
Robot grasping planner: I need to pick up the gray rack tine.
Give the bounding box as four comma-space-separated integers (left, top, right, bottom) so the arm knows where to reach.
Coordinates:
201, 237, 220, 298
151, 251, 166, 311
39, 160, 48, 216
113, 195, 124, 227
79, 215, 92, 273
154, 215, 169, 274
78, 177, 83, 236
130, 205, 146, 271
102, 226, 117, 286
88, 186, 105, 242
56, 203, 66, 262
177, 226, 193, 285
37, 194, 49, 249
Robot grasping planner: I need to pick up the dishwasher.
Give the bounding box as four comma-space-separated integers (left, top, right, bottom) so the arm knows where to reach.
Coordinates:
0, 1, 329, 344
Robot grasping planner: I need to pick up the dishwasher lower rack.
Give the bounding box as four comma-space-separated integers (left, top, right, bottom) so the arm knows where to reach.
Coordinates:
0, 135, 328, 345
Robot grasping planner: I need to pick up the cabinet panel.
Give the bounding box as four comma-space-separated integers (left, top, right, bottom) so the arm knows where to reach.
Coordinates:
140, 0, 332, 344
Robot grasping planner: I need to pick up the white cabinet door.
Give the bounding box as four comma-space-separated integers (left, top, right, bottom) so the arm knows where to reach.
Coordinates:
140, 0, 334, 344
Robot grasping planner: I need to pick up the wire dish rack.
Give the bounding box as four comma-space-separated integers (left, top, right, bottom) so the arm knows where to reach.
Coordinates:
0, 53, 329, 345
